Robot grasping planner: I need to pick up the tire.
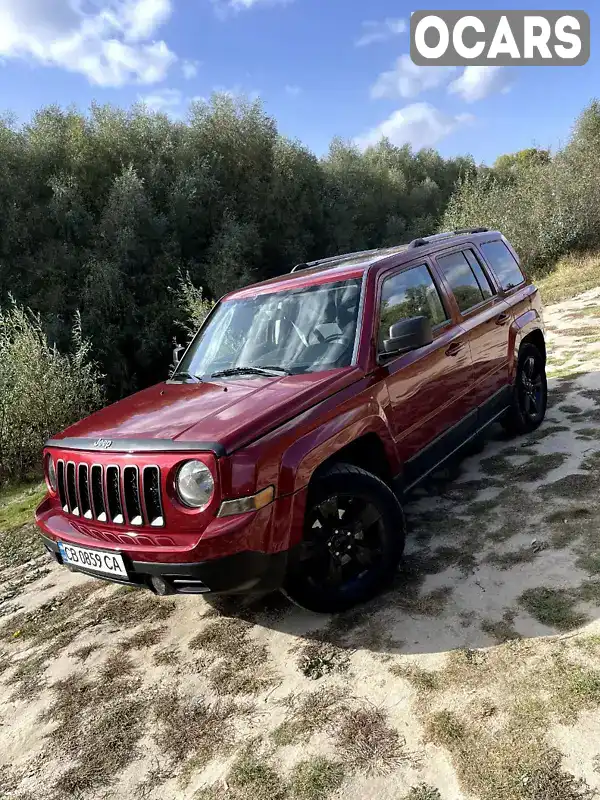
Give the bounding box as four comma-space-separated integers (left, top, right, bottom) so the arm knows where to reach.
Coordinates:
282, 463, 405, 613
502, 343, 548, 435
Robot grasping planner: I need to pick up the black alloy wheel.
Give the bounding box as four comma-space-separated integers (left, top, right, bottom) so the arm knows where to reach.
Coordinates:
283, 463, 405, 613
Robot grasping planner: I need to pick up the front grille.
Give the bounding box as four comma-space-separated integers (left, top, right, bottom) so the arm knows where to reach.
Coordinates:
57, 459, 164, 527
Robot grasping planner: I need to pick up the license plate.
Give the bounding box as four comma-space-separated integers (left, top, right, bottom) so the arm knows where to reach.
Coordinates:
58, 542, 128, 579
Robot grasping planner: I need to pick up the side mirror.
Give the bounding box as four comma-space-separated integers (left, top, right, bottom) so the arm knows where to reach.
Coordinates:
172, 338, 184, 366
380, 316, 433, 359
169, 338, 185, 377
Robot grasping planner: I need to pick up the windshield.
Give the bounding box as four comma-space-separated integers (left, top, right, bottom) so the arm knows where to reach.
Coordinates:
177, 278, 362, 379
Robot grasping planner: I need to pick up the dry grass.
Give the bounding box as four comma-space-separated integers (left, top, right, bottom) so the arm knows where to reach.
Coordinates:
203, 749, 287, 800
391, 663, 442, 698
271, 688, 346, 746
190, 617, 278, 696
334, 706, 406, 775
153, 645, 181, 666
42, 661, 147, 797
481, 610, 521, 644
537, 252, 600, 304
153, 688, 238, 776
296, 640, 349, 680
519, 586, 587, 631
288, 758, 345, 800
401, 786, 442, 800
120, 624, 168, 651
486, 545, 542, 570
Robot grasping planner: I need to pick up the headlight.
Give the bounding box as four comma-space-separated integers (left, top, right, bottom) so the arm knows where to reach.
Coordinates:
176, 460, 215, 509
46, 454, 57, 493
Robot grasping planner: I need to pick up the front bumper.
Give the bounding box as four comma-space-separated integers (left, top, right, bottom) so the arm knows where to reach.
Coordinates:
40, 533, 289, 595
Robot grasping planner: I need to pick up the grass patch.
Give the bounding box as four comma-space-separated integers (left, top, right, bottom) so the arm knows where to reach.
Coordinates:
486, 545, 540, 570
518, 587, 587, 631
0, 483, 45, 531
297, 640, 349, 680
425, 710, 466, 748
581, 451, 600, 472
288, 758, 345, 800
540, 473, 598, 500
272, 688, 345, 746
576, 427, 600, 440
401, 787, 442, 800
153, 646, 180, 666
120, 624, 167, 651
335, 706, 406, 775
391, 663, 441, 696
224, 750, 287, 800
154, 688, 238, 778
0, 522, 45, 568
72, 643, 100, 662
43, 661, 146, 797
481, 610, 521, 643
191, 618, 278, 695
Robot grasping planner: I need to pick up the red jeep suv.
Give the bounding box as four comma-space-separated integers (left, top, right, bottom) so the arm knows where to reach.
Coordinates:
36, 229, 547, 613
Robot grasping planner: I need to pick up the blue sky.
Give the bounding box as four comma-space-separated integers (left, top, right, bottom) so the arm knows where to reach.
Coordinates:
0, 0, 597, 164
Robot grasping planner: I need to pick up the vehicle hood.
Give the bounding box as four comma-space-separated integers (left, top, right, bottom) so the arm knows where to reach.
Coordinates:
53, 368, 361, 454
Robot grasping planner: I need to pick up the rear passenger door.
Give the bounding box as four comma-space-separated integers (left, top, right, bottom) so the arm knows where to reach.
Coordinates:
433, 246, 512, 421
376, 260, 475, 486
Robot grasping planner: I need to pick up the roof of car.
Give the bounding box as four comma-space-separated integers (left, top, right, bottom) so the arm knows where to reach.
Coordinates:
224, 228, 501, 300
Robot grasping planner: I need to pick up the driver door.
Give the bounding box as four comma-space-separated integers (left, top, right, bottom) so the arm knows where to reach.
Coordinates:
377, 259, 475, 488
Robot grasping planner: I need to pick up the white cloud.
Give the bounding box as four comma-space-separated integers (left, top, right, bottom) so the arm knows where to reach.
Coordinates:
138, 87, 183, 113
182, 58, 201, 79
355, 18, 406, 47
285, 84, 301, 96
213, 0, 291, 13
0, 0, 176, 86
355, 102, 474, 150
371, 55, 456, 100
448, 66, 513, 103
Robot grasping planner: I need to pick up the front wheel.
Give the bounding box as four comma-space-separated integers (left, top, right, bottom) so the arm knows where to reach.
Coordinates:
282, 463, 405, 613
502, 343, 548, 435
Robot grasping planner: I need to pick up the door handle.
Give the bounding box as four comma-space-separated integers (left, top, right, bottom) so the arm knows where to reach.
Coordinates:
496, 312, 510, 326
445, 342, 464, 357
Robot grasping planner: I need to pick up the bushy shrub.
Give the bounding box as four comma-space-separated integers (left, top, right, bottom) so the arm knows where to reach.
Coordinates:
442, 102, 600, 276
0, 299, 104, 481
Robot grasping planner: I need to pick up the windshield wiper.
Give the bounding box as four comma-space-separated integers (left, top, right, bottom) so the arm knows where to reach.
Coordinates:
210, 366, 290, 379
171, 370, 201, 383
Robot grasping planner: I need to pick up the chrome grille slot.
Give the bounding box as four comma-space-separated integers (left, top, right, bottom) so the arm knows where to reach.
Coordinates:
124, 466, 143, 526
57, 460, 68, 512
90, 465, 107, 522
66, 462, 79, 516
78, 464, 92, 519
143, 466, 164, 527
106, 466, 124, 524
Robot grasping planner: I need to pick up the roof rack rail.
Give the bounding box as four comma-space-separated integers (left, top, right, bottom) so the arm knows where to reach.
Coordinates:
408, 227, 490, 250
291, 246, 383, 273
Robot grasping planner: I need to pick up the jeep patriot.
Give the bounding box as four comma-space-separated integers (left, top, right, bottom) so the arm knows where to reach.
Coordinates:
36, 228, 547, 613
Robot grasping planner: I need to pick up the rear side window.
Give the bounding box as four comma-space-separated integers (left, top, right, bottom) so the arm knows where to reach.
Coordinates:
480, 240, 525, 291
464, 250, 494, 298
436, 251, 490, 313
379, 264, 447, 348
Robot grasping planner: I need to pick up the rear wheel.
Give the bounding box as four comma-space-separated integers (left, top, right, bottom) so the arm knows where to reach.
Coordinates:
282, 463, 405, 613
502, 343, 547, 435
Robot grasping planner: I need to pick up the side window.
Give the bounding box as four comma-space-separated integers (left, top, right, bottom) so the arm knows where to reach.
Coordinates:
378, 264, 448, 349
436, 251, 487, 313
464, 250, 494, 299
480, 240, 525, 291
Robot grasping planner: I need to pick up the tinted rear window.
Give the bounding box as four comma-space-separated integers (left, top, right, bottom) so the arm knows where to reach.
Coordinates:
480, 241, 525, 291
